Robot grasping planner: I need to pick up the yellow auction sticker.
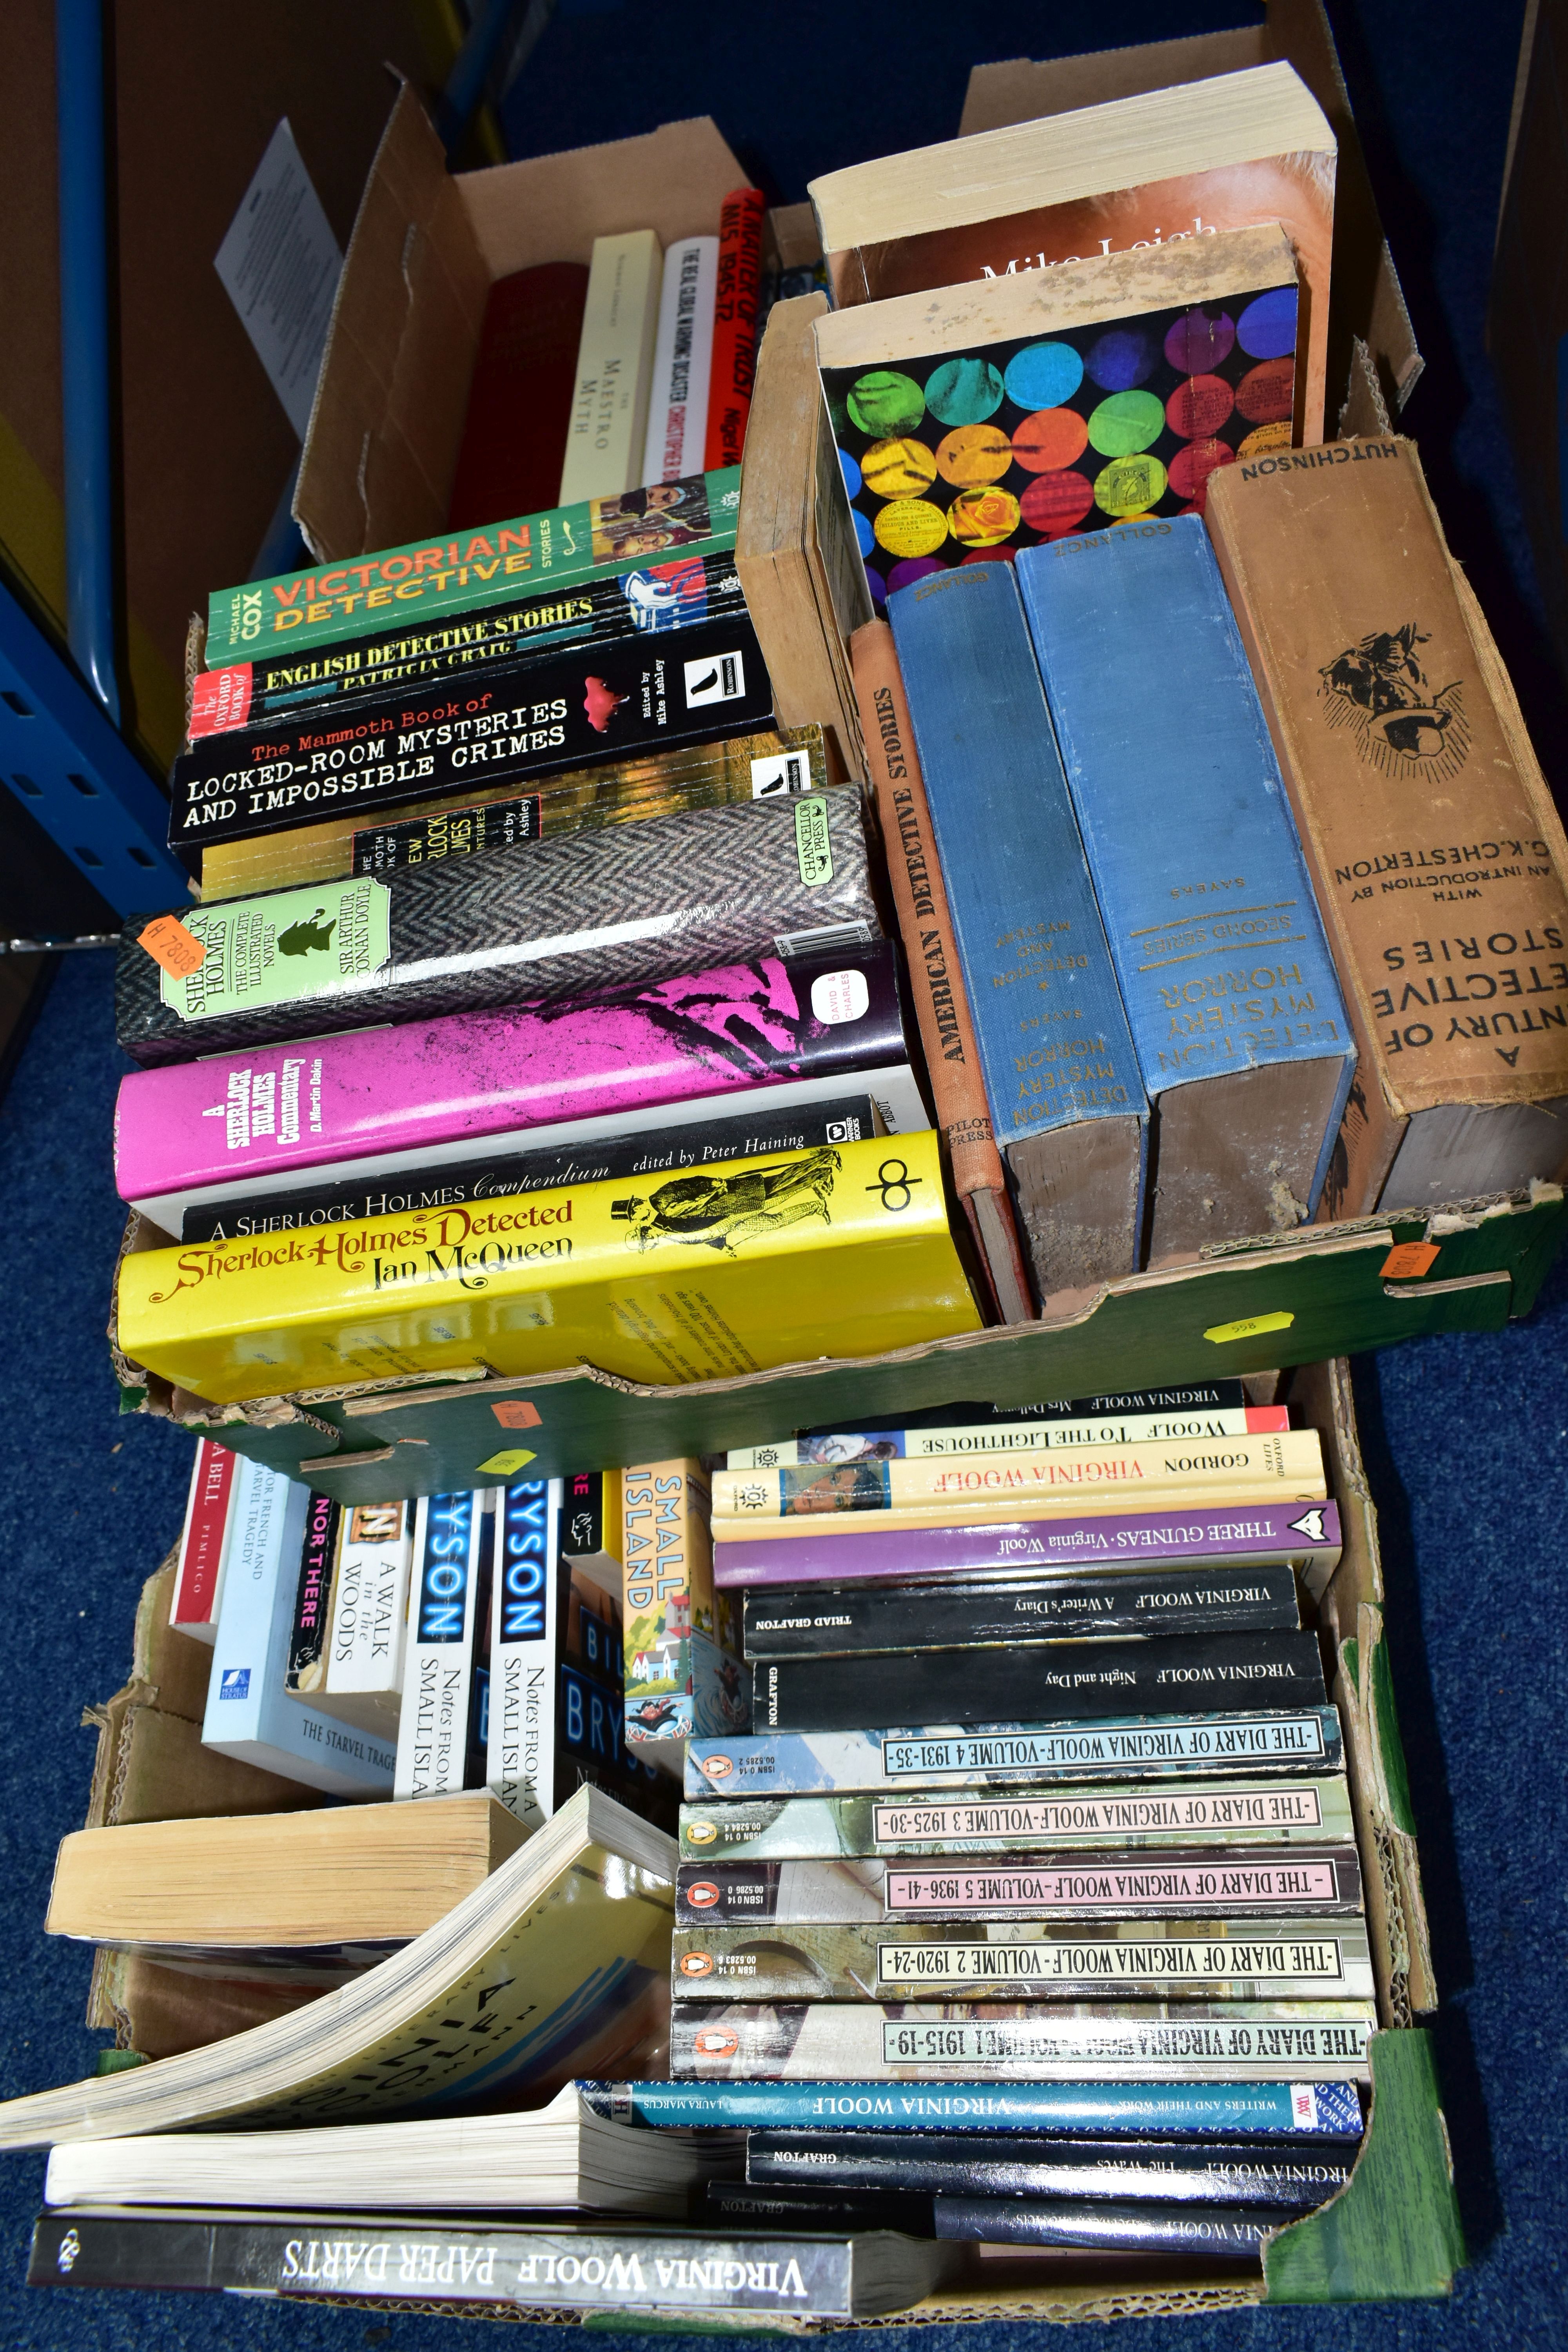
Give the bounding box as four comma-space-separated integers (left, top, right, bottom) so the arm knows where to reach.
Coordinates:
1203, 1311, 1296, 1345
475, 1448, 537, 1476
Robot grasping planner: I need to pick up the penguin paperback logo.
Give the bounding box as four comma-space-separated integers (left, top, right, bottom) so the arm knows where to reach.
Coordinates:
684, 1818, 719, 1844
684, 1882, 721, 1910
678, 1951, 715, 1977
697, 1753, 733, 1781
693, 2027, 739, 2057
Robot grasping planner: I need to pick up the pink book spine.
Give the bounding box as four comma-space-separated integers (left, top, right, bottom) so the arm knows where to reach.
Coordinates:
171, 1441, 235, 1633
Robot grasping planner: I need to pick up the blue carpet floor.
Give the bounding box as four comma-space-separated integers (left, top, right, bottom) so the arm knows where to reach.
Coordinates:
0, 1, 1563, 2343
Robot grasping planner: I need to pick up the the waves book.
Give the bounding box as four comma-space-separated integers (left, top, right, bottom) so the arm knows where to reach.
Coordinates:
622, 1461, 748, 1767
201, 1457, 394, 1798
684, 1706, 1344, 1798
115, 937, 918, 1231
169, 610, 774, 866
116, 792, 878, 1067
746, 2128, 1357, 2209
320, 1501, 415, 1737
670, 2000, 1374, 2082
726, 1379, 1284, 1465
672, 1918, 1375, 2004
206, 468, 740, 664
447, 263, 589, 532
579, 2076, 1364, 2137
817, 223, 1299, 603
1017, 515, 1355, 1255
807, 63, 1334, 439
200, 720, 829, 900
739, 1566, 1301, 1659
673, 1851, 1363, 1926
394, 1490, 490, 1802
115, 1130, 981, 1406
0, 1786, 673, 2147
190, 553, 748, 740
559, 230, 664, 503
1205, 435, 1568, 1214
752, 1629, 1327, 1735
888, 561, 1146, 1304
169, 1437, 235, 1640
713, 1500, 1343, 1599
643, 235, 719, 486
677, 1777, 1354, 1862
852, 620, 1033, 1323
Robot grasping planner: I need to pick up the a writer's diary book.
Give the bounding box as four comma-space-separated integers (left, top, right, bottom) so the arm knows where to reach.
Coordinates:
819, 238, 1298, 606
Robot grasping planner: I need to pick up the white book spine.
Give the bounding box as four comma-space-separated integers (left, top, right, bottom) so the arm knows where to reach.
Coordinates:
641, 234, 720, 485
487, 1479, 563, 1828
203, 1459, 396, 1795
395, 1490, 486, 1800
559, 230, 665, 503
327, 1501, 416, 1696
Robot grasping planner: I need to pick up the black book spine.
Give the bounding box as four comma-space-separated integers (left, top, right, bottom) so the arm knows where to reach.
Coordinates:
932, 2193, 1285, 2255
181, 1093, 884, 1244
559, 1470, 609, 1565
198, 554, 748, 733
753, 1631, 1328, 1733
742, 1566, 1302, 1659
705, 2180, 937, 2235
744, 2132, 1358, 2211
283, 1493, 340, 1691
169, 610, 774, 864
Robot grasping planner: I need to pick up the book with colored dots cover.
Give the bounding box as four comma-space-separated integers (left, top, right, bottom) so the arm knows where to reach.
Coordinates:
817, 223, 1298, 608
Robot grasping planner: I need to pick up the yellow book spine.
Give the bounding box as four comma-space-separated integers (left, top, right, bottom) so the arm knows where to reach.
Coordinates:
116, 1132, 980, 1406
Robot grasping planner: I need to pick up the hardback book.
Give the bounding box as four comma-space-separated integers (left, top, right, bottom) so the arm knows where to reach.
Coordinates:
1017, 515, 1355, 1256
677, 1775, 1354, 1861
712, 1499, 1344, 1600
114, 937, 916, 1231
198, 720, 830, 900
169, 609, 774, 866
672, 1917, 1376, 2004
205, 467, 741, 665
705, 188, 767, 472
282, 1491, 339, 1704
740, 1564, 1301, 1659
853, 621, 1032, 1323
320, 1500, 415, 1738
45, 1793, 528, 1955
394, 1491, 491, 1802
674, 1849, 1362, 1926
622, 1461, 747, 1770
806, 62, 1336, 441
817, 223, 1300, 603
1205, 436, 1568, 1213
0, 1787, 674, 2147
746, 2127, 1358, 2209
931, 2192, 1282, 2256
684, 1704, 1345, 1798
189, 552, 748, 740
116, 791, 880, 1068
579, 2074, 1364, 2138
642, 235, 720, 486
712, 1430, 1328, 1527
179, 1092, 887, 1247
727, 1388, 1289, 1467
201, 1458, 394, 1798
42, 2082, 735, 2219
29, 2210, 955, 2321
115, 1131, 982, 1407
447, 263, 590, 532
169, 1437, 236, 1641
559, 230, 664, 503
670, 1999, 1375, 2082
887, 561, 1147, 1303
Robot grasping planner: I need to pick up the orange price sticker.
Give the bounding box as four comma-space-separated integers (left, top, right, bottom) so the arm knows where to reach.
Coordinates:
491, 1400, 541, 1429
137, 914, 208, 980
1381, 1241, 1440, 1281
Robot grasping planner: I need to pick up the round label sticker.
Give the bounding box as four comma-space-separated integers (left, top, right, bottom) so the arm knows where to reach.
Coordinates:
684, 1881, 722, 1909
693, 2027, 740, 2058
684, 1818, 719, 1845
811, 967, 871, 1025
679, 1951, 716, 1977
698, 1754, 733, 1780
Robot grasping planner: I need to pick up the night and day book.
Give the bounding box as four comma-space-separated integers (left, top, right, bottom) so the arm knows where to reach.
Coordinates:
1017, 515, 1355, 1256
205, 468, 741, 664
740, 1567, 1302, 1659
578, 2076, 1364, 2137
807, 63, 1335, 440
1205, 436, 1568, 1214
116, 792, 880, 1068
887, 561, 1147, 1304
169, 1437, 235, 1641
817, 223, 1300, 603
673, 1918, 1375, 2003
394, 1491, 490, 1803
116, 937, 916, 1232
678, 1776, 1354, 1862
852, 619, 1033, 1322
684, 1706, 1345, 1798
0, 1787, 675, 2148
751, 1630, 1328, 1736
712, 1500, 1343, 1599
726, 1379, 1283, 1464
559, 230, 664, 504
746, 2131, 1358, 2210
643, 235, 719, 486
670, 2000, 1375, 2082
116, 1132, 982, 1407
447, 263, 590, 532
189, 553, 748, 740
169, 610, 774, 866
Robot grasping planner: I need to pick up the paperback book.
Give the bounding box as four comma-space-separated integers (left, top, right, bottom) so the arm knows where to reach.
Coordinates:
726, 1383, 1289, 1464
673, 1850, 1364, 1924
746, 2127, 1358, 2208
579, 2076, 1364, 2137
